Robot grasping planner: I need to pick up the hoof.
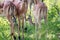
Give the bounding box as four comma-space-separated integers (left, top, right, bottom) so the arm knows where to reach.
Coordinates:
18, 36, 21, 40
13, 36, 16, 40
24, 27, 27, 32
10, 33, 14, 36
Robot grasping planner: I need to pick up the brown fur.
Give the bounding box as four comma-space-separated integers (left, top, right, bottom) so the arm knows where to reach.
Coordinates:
33, 0, 47, 40
0, 0, 28, 40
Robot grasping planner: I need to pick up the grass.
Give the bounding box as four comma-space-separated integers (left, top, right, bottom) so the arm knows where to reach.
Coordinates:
0, 16, 60, 40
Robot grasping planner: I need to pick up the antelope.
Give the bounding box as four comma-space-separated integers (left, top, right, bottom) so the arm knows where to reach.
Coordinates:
33, 0, 47, 40
1, 0, 17, 40
13, 0, 28, 40
0, 0, 28, 40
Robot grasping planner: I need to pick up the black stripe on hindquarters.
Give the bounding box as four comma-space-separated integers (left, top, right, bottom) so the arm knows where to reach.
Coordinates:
10, 3, 17, 26
18, 36, 21, 40
8, 4, 18, 26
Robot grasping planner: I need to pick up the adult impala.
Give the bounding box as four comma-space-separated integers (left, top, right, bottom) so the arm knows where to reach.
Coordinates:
33, 0, 47, 40
0, 0, 28, 40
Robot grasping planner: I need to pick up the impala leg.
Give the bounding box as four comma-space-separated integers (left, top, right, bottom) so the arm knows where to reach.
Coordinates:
38, 8, 42, 29
43, 8, 47, 25
24, 14, 26, 29
4, 6, 16, 40
38, 9, 42, 40
10, 20, 16, 40
34, 17, 38, 40
8, 15, 16, 40
33, 10, 38, 40
17, 16, 21, 40
24, 14, 28, 33
43, 8, 48, 40
22, 15, 25, 40
6, 14, 16, 40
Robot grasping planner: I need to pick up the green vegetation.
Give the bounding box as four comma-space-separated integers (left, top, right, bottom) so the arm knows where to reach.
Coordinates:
0, 0, 60, 40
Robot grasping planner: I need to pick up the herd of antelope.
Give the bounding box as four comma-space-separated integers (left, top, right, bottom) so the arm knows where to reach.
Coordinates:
0, 0, 47, 40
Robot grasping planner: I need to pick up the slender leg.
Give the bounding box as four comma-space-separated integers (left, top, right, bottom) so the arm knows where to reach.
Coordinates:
43, 7, 48, 40
43, 8, 47, 25
10, 22, 16, 40
24, 14, 28, 33
22, 15, 25, 40
38, 8, 42, 29
6, 13, 16, 40
38, 8, 42, 40
38, 15, 41, 40
24, 14, 26, 28
33, 10, 38, 40
34, 18, 38, 40
7, 7, 16, 40
17, 16, 21, 40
